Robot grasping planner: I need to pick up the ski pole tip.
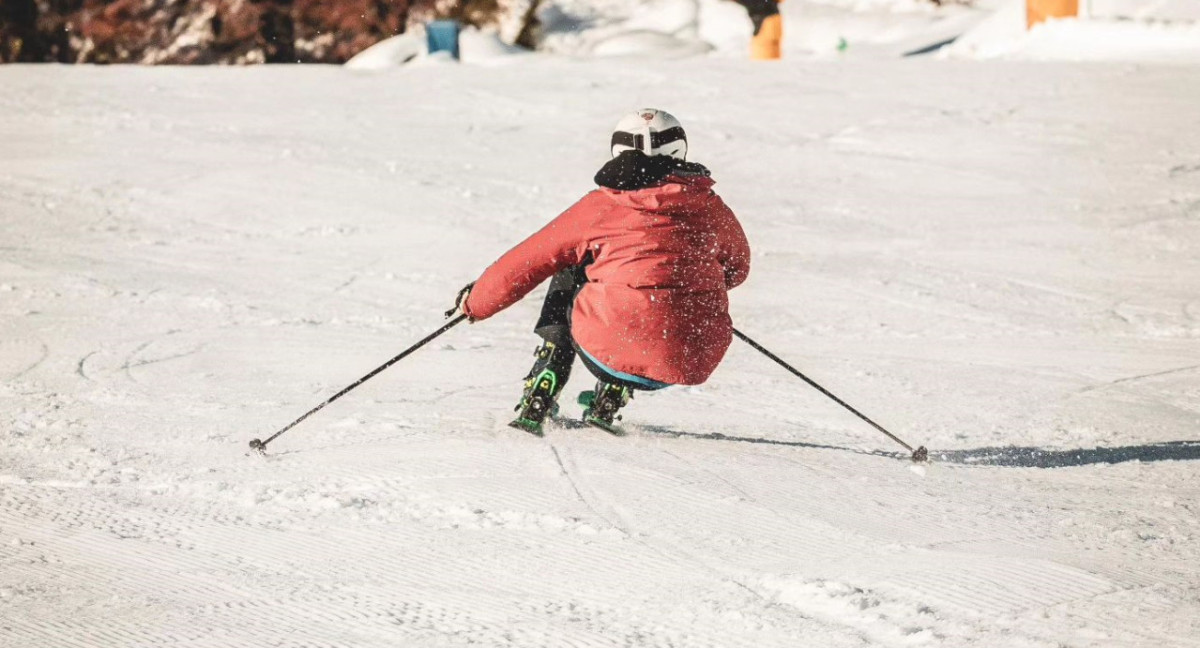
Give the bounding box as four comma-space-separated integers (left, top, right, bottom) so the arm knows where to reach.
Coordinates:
911, 446, 929, 463
249, 438, 266, 454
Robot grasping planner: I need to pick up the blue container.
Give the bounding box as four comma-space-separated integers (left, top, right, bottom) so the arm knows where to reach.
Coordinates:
426, 20, 461, 60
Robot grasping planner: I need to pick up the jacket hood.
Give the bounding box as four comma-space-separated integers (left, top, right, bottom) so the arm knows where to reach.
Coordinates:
594, 150, 715, 213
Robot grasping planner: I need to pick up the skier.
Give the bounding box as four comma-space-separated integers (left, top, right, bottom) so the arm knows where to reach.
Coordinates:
733, 0, 783, 60
452, 109, 751, 435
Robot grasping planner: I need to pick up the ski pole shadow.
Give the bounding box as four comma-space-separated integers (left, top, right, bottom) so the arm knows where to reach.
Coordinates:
634, 425, 1200, 468
928, 441, 1200, 468
634, 424, 905, 460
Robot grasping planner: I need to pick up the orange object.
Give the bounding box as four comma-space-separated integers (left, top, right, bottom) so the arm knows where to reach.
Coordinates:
1026, 0, 1078, 29
751, 13, 782, 60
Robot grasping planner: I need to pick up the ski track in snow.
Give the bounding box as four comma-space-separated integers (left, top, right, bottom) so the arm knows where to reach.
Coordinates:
1, 61, 1199, 646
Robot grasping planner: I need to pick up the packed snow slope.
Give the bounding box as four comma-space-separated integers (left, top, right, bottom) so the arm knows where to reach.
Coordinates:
2, 61, 1199, 647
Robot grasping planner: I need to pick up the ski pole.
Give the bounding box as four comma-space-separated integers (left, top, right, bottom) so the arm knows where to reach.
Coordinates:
249, 314, 469, 455
732, 328, 928, 462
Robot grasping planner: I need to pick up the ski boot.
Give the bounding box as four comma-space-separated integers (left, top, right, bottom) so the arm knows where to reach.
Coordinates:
509, 341, 572, 436
579, 381, 632, 436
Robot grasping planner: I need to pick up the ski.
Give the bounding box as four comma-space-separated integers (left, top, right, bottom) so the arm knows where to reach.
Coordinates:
578, 388, 629, 436
583, 415, 627, 437
508, 417, 545, 437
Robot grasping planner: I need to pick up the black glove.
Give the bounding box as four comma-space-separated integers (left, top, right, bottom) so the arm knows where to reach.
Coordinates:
445, 282, 475, 319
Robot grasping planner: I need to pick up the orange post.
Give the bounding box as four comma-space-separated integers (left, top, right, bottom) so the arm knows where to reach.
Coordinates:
1026, 0, 1078, 29
750, 13, 783, 60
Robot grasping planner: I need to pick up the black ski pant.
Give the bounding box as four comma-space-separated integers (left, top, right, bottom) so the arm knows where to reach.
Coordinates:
733, 0, 780, 35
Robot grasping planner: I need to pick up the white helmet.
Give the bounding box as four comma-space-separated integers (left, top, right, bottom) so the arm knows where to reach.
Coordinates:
610, 108, 687, 160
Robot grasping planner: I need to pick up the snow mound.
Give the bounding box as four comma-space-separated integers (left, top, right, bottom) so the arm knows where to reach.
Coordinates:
460, 28, 532, 65
345, 29, 426, 69
345, 27, 530, 69
540, 0, 741, 57
945, 0, 1200, 62
1020, 18, 1200, 63
590, 30, 714, 58
779, 0, 985, 58
1087, 0, 1200, 22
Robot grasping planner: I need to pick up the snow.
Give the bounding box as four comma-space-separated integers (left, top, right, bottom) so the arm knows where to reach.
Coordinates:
346, 27, 531, 69
347, 0, 1200, 65
2, 57, 1200, 646
589, 30, 716, 58
946, 0, 1200, 62
345, 28, 427, 69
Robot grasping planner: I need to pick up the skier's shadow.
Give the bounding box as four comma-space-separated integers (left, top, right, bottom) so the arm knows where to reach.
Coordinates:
636, 425, 1200, 468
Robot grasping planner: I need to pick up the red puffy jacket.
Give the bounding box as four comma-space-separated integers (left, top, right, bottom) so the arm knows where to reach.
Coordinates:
464, 173, 750, 385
